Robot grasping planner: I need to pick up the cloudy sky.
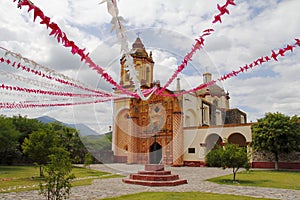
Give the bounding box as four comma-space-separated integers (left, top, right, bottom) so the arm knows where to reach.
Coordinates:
0, 0, 299, 133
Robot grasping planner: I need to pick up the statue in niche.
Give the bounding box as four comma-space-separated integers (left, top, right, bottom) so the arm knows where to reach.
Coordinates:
148, 103, 166, 133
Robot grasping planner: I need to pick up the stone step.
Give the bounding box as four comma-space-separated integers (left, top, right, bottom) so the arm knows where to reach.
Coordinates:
122, 178, 188, 187
130, 174, 179, 181
123, 164, 188, 187
137, 170, 172, 175
144, 164, 164, 171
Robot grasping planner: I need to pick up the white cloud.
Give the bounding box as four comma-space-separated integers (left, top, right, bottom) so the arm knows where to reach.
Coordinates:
0, 0, 299, 132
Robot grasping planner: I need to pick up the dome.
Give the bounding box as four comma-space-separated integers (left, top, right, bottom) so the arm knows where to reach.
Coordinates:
132, 37, 145, 49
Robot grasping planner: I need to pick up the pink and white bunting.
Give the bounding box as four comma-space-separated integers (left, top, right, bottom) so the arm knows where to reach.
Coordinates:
0, 0, 297, 109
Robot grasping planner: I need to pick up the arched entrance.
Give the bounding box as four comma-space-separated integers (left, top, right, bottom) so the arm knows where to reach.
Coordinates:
114, 109, 131, 157
205, 133, 223, 153
228, 133, 247, 147
149, 142, 162, 164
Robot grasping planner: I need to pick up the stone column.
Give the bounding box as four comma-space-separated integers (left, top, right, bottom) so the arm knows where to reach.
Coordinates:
127, 117, 137, 164
246, 142, 252, 164
172, 112, 184, 166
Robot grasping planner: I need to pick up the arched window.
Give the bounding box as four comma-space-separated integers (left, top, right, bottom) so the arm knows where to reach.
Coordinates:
185, 109, 197, 127
205, 133, 223, 153
123, 145, 128, 152
228, 133, 247, 147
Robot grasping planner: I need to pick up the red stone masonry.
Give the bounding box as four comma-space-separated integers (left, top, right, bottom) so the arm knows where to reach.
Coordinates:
123, 164, 187, 187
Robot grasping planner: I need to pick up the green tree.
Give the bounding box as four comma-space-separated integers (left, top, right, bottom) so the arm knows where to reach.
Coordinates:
84, 152, 93, 169
0, 115, 21, 164
47, 122, 87, 163
11, 115, 44, 163
48, 122, 87, 163
22, 122, 87, 175
40, 147, 75, 200
81, 132, 112, 152
11, 115, 43, 138
252, 112, 300, 170
22, 129, 55, 177
206, 143, 249, 181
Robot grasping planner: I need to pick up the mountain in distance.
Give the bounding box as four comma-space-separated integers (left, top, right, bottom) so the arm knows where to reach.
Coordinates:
35, 116, 100, 136
36, 115, 57, 124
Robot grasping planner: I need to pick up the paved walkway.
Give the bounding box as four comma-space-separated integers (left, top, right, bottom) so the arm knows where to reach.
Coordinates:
0, 164, 299, 200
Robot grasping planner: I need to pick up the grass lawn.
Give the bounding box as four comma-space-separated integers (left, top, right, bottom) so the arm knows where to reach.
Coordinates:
100, 192, 273, 200
0, 165, 121, 193
207, 170, 300, 190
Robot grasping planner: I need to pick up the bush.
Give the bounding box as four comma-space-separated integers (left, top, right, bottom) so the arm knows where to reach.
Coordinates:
206, 143, 249, 181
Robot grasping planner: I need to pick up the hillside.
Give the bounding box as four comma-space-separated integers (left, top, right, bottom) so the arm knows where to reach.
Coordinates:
36, 116, 100, 136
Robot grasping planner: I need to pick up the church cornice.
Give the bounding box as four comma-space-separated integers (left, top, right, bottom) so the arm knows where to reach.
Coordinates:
183, 123, 253, 130
198, 93, 227, 98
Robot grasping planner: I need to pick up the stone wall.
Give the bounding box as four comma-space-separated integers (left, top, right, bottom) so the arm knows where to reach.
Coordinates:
252, 150, 300, 169
225, 109, 247, 124
252, 150, 300, 162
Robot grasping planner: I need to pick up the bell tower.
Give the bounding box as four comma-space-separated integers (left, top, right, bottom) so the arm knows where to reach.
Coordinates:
119, 37, 154, 88
203, 71, 212, 84
113, 37, 155, 163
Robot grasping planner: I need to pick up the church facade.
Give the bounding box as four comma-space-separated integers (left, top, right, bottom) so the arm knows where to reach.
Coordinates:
112, 37, 252, 166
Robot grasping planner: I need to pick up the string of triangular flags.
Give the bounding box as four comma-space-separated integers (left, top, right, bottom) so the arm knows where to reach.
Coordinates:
0, 0, 297, 109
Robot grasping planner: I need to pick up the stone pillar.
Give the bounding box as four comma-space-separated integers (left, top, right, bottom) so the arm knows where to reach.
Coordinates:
199, 146, 206, 160
127, 117, 137, 164
172, 112, 184, 166
246, 142, 252, 164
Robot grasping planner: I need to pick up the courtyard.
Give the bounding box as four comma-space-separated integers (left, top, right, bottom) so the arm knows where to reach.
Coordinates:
0, 164, 299, 200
